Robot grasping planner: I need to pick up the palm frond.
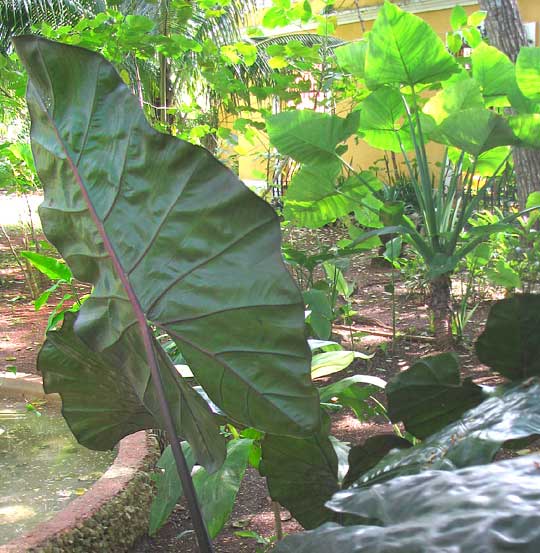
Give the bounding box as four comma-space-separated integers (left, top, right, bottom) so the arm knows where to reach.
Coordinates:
242, 33, 346, 88
0, 0, 103, 53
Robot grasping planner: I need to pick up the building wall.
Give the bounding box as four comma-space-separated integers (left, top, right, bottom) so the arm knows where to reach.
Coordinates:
238, 0, 540, 182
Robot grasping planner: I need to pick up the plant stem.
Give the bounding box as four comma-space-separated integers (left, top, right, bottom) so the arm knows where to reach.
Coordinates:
391, 268, 396, 354
0, 223, 39, 299
272, 501, 283, 541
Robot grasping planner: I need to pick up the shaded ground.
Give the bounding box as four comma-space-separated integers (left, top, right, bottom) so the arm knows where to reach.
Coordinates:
1, 200, 498, 552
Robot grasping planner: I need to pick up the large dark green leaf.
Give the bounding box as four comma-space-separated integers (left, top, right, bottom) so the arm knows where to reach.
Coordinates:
275, 454, 540, 553
266, 110, 359, 165
260, 421, 349, 529
358, 380, 540, 486
39, 313, 158, 449
386, 353, 484, 439
16, 36, 320, 463
476, 295, 540, 380
365, 1, 458, 89
342, 435, 411, 489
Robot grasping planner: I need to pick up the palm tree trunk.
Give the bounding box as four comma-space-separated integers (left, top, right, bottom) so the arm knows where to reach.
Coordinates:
479, 0, 540, 208
430, 274, 453, 349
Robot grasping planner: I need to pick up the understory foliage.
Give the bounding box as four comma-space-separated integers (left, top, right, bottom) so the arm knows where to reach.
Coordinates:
4, 0, 540, 550
275, 293, 540, 551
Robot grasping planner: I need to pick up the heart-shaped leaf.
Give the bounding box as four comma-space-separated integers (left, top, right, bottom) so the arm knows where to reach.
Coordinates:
266, 110, 359, 165
476, 295, 540, 380
358, 87, 413, 152
365, 1, 458, 89
386, 353, 484, 439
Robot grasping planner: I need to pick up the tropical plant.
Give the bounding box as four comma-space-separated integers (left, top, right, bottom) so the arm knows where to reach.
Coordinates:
274, 453, 540, 553
20, 249, 87, 331
266, 1, 540, 347
478, 0, 540, 209
264, 293, 540, 547
148, 338, 379, 538
0, 0, 102, 53
15, 35, 321, 551
469, 191, 540, 293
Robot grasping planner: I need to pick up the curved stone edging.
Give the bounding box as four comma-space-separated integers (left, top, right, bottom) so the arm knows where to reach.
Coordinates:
0, 372, 160, 553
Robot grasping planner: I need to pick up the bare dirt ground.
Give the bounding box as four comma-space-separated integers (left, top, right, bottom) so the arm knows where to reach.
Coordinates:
1, 198, 496, 552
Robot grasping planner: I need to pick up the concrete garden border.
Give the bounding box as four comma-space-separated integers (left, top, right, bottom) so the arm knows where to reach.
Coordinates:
0, 371, 160, 553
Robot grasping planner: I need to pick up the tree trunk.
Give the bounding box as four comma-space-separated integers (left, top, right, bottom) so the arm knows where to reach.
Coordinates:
430, 275, 453, 349
479, 0, 540, 208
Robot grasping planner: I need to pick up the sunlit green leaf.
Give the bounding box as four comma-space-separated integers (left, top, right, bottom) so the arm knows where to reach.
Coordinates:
450, 5, 467, 31
359, 87, 412, 152
267, 110, 360, 165
472, 43, 514, 103
20, 250, 72, 282
433, 108, 517, 155
515, 47, 540, 101
365, 1, 458, 88
311, 351, 355, 380
335, 40, 367, 78
508, 114, 540, 147
423, 78, 483, 126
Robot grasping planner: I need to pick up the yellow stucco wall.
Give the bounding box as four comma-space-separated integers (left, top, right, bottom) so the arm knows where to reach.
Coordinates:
238, 0, 540, 182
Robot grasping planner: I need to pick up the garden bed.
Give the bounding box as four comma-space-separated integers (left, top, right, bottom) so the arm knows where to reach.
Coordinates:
1, 223, 497, 552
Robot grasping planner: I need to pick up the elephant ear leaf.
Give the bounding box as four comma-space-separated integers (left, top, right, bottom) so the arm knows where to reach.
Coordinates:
386, 352, 484, 439
357, 379, 540, 487
260, 419, 349, 529
15, 36, 320, 469
365, 1, 458, 89
476, 295, 540, 380
275, 454, 540, 553
38, 312, 221, 468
